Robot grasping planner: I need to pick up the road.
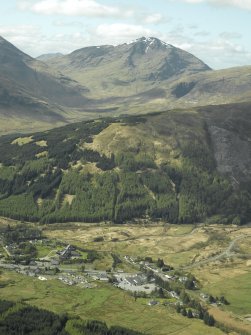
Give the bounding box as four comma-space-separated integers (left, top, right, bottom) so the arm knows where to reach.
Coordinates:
181, 233, 251, 270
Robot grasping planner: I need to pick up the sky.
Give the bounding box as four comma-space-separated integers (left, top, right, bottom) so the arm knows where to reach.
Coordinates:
0, 0, 251, 69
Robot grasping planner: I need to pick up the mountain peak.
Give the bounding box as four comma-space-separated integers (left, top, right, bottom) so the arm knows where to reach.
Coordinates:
136, 36, 168, 44
132, 36, 173, 50
0, 35, 32, 62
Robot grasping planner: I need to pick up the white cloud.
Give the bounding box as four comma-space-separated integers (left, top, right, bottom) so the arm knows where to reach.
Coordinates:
95, 23, 154, 41
1, 22, 250, 69
53, 20, 84, 27
179, 0, 251, 10
0, 25, 41, 50
0, 22, 155, 56
0, 25, 91, 56
199, 39, 251, 68
194, 30, 211, 36
18, 0, 134, 17
219, 31, 242, 39
143, 13, 165, 24
159, 27, 251, 69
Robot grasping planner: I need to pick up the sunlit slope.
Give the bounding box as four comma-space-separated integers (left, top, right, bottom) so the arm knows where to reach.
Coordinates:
45, 37, 211, 99
0, 36, 92, 133
0, 105, 250, 224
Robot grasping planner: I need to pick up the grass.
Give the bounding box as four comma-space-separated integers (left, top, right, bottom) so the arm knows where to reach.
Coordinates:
44, 224, 208, 268
0, 245, 7, 258
1, 247, 10, 258
82, 110, 205, 169
36, 245, 56, 258
204, 272, 251, 316
238, 237, 251, 254
0, 271, 225, 335
0, 116, 66, 137
1, 219, 250, 334
0, 165, 16, 180
44, 224, 251, 316
166, 225, 195, 236
11, 136, 33, 146
35, 140, 47, 147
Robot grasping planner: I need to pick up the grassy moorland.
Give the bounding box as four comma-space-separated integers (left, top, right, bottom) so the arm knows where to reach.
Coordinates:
1, 217, 251, 334
0, 271, 225, 335
44, 222, 251, 334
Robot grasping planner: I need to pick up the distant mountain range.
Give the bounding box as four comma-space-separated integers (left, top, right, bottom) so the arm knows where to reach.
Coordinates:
0, 35, 250, 225
0, 35, 251, 134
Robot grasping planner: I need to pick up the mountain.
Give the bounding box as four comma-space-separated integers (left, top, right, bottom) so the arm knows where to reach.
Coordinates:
45, 37, 211, 98
36, 52, 64, 61
0, 104, 250, 224
1, 36, 251, 135
0, 36, 89, 106
163, 65, 251, 106
0, 36, 92, 134
40, 36, 251, 113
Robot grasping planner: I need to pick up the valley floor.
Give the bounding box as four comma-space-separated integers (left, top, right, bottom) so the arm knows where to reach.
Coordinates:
0, 217, 251, 335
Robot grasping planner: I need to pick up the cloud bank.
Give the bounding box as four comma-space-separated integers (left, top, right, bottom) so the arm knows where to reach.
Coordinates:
18, 0, 134, 17
180, 0, 251, 10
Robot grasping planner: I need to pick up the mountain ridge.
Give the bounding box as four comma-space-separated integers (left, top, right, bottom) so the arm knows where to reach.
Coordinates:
0, 103, 250, 225
44, 36, 211, 97
0, 35, 251, 135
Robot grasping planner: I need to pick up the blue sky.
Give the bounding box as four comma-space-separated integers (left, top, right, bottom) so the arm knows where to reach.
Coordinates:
0, 0, 251, 69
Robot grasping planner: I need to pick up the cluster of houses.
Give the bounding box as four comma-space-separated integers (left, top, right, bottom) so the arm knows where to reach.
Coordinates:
57, 245, 81, 260
58, 274, 86, 286
16, 267, 41, 277
114, 273, 157, 293
88, 271, 109, 282
124, 273, 148, 286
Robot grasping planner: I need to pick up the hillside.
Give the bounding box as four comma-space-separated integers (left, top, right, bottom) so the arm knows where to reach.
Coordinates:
163, 65, 251, 107
1, 36, 251, 135
43, 37, 251, 108
0, 104, 250, 224
0, 299, 142, 335
0, 36, 92, 134
45, 37, 211, 98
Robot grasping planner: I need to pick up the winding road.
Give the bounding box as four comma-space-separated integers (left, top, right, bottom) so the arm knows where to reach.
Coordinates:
181, 233, 251, 270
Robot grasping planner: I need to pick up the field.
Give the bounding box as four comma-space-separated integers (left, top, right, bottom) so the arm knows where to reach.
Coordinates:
44, 222, 251, 334
0, 271, 225, 335
44, 223, 236, 267
0, 218, 250, 334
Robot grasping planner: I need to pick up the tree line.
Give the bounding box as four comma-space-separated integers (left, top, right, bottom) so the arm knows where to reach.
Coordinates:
0, 300, 143, 335
0, 116, 250, 225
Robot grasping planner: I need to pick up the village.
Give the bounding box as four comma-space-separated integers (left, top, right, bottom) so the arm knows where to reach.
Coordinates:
0, 223, 229, 326
1, 230, 187, 290
1, 239, 219, 302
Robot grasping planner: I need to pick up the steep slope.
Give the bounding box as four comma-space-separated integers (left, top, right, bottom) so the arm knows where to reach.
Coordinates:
41, 37, 251, 111
0, 105, 250, 224
1, 36, 251, 136
0, 36, 89, 106
166, 66, 251, 106
201, 102, 251, 187
45, 37, 211, 98
0, 36, 92, 134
